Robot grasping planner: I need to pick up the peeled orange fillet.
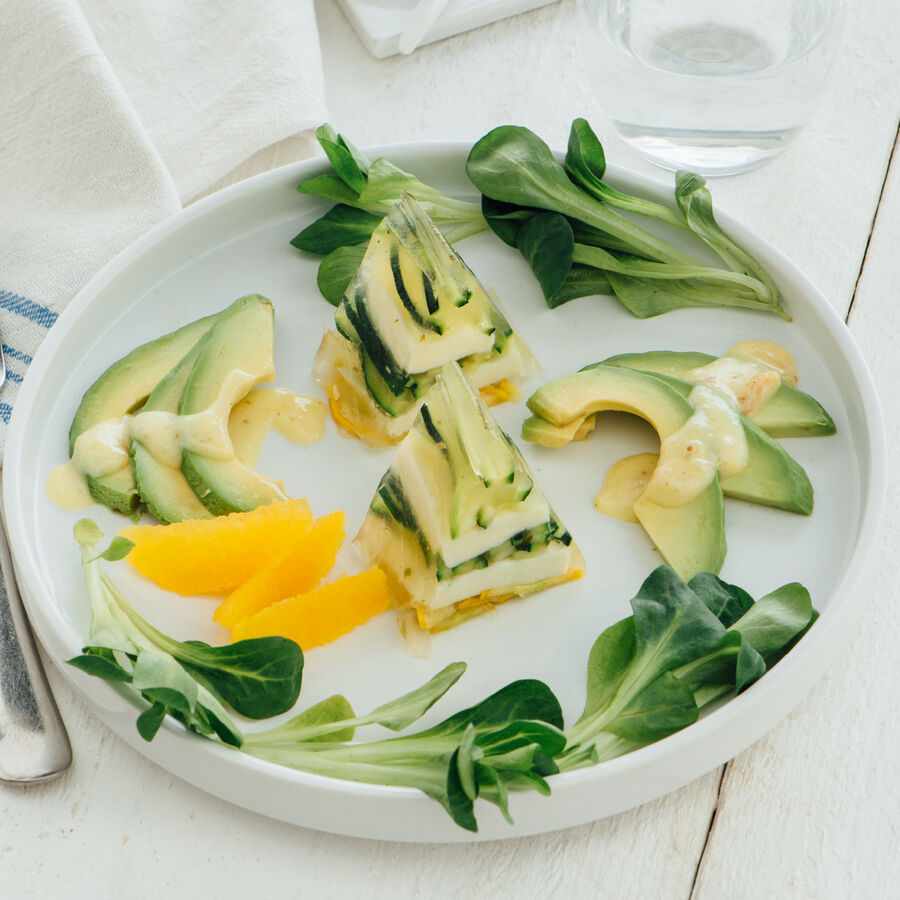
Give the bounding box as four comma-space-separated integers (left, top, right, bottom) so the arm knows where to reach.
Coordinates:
120, 499, 313, 595
231, 568, 392, 649
213, 510, 346, 628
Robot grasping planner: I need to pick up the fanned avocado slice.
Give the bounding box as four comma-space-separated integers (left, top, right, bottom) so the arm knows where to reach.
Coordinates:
130, 337, 215, 524
69, 312, 220, 515
579, 363, 814, 515
179, 294, 286, 516
601, 350, 835, 437
525, 365, 727, 579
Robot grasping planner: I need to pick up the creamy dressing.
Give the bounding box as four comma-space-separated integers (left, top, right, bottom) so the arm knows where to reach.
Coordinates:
229, 388, 327, 466
131, 409, 233, 466
71, 416, 133, 478
45, 460, 94, 509
644, 384, 748, 507
47, 381, 326, 511
596, 341, 795, 516
725, 339, 798, 386
686, 356, 781, 417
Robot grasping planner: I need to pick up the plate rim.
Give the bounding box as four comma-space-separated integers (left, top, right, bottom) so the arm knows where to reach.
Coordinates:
3, 141, 887, 842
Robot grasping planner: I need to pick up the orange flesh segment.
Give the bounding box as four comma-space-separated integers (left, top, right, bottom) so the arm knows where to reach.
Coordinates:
120, 499, 313, 595
213, 510, 346, 628
231, 568, 392, 649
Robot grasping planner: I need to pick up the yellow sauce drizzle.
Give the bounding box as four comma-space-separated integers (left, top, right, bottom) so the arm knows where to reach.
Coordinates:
71, 416, 133, 478
229, 388, 327, 467
46, 385, 327, 511
594, 341, 796, 517
644, 384, 748, 508
725, 340, 798, 386
686, 356, 781, 417
593, 453, 659, 523
45, 461, 94, 510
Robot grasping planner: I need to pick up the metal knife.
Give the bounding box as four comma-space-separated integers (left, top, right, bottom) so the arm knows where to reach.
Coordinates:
0, 337, 73, 784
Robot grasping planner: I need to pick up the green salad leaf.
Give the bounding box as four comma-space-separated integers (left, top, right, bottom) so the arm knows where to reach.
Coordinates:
67, 520, 304, 746
566, 118, 688, 233
316, 244, 368, 306
292, 124, 487, 302
69, 521, 816, 832
516, 211, 574, 299
292, 204, 384, 256
291, 121, 787, 319
466, 120, 788, 319
560, 567, 815, 769
675, 170, 782, 309
246, 678, 564, 832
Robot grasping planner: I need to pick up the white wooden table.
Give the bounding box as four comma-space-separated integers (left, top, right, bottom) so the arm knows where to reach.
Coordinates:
4, 2, 899, 896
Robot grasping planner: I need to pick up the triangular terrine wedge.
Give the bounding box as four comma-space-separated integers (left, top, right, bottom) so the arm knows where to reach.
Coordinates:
355, 361, 584, 632
313, 192, 538, 446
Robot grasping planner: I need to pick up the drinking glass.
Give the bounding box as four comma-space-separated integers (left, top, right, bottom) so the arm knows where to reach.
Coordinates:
576, 0, 846, 175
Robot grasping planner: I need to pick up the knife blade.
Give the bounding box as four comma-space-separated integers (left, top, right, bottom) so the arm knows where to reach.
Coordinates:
0, 475, 73, 782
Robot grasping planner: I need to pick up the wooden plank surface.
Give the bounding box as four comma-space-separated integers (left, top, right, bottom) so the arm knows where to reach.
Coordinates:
4, 1, 899, 896
1, 686, 720, 897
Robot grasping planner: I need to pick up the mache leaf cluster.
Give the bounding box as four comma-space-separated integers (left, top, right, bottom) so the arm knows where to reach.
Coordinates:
70, 523, 815, 833
67, 520, 304, 746
292, 121, 787, 320
291, 124, 488, 305
466, 119, 787, 318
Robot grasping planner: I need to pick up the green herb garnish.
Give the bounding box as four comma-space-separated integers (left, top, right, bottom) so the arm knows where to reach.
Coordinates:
68, 520, 303, 744
69, 521, 815, 832
465, 119, 788, 319
292, 124, 487, 303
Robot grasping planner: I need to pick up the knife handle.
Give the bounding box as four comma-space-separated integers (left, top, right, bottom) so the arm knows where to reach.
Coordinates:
0, 513, 73, 783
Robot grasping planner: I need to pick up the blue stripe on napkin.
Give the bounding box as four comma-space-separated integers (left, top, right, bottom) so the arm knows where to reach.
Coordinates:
0, 403, 11, 424
2, 344, 33, 364
0, 290, 59, 328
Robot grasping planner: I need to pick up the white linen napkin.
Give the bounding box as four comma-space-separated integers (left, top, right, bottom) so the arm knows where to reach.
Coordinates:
0, 0, 327, 453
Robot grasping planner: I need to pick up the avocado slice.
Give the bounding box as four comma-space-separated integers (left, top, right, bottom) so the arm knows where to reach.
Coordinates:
580, 364, 814, 515
601, 350, 835, 437
179, 294, 287, 516
130, 338, 215, 524
69, 312, 220, 514
719, 416, 813, 514
521, 414, 588, 448
525, 365, 727, 579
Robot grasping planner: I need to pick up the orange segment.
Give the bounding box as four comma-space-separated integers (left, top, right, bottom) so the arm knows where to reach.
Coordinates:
213, 510, 346, 628
120, 499, 313, 595
231, 568, 392, 649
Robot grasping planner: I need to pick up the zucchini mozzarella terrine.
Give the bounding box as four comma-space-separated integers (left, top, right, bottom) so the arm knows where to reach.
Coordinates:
313, 192, 537, 446
355, 361, 584, 632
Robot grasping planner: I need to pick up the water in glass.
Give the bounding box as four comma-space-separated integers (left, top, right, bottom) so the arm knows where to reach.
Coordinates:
578, 0, 844, 175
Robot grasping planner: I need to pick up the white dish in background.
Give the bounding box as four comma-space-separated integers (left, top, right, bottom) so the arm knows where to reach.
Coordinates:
3, 144, 884, 842
337, 0, 560, 57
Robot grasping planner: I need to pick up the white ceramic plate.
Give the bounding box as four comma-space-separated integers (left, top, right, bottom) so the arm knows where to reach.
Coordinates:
4, 144, 885, 842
